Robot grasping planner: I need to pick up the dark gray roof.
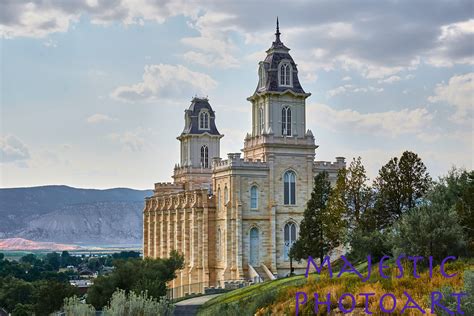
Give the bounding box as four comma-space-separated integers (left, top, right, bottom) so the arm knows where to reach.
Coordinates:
253, 21, 307, 95
180, 97, 221, 136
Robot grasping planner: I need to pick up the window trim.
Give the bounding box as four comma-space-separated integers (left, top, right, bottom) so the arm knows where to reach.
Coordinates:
283, 221, 297, 261
250, 185, 258, 210
281, 106, 292, 136
283, 170, 296, 205
278, 62, 292, 87
199, 110, 210, 130
200, 145, 209, 168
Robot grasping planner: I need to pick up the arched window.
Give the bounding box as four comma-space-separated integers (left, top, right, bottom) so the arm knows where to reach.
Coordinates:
200, 145, 209, 168
217, 228, 221, 258
284, 171, 296, 205
199, 111, 209, 129
259, 106, 265, 134
224, 186, 229, 204
217, 187, 221, 211
284, 222, 297, 260
281, 106, 292, 136
250, 186, 258, 209
280, 63, 291, 86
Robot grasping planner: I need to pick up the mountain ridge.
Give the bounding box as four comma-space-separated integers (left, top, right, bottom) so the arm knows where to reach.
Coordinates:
0, 185, 152, 245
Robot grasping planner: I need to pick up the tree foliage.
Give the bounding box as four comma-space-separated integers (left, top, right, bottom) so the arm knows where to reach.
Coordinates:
373, 151, 432, 227
291, 171, 344, 263
86, 250, 184, 309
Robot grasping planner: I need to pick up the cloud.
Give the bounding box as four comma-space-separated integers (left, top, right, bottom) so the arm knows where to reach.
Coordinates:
327, 85, 384, 97
378, 75, 402, 84
0, 135, 30, 163
309, 103, 433, 137
86, 114, 117, 124
110, 64, 217, 103
107, 127, 150, 152
428, 72, 474, 123
3, 1, 472, 77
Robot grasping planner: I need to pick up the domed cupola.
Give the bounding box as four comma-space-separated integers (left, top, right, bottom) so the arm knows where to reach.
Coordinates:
254, 18, 307, 95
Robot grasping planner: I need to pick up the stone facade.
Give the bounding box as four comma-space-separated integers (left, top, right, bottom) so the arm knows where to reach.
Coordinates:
143, 23, 345, 295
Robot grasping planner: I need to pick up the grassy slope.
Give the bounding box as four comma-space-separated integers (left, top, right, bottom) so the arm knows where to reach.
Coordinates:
198, 262, 367, 316
198, 261, 473, 316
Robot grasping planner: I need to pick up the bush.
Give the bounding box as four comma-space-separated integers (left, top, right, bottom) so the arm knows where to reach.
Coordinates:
62, 296, 96, 316
103, 290, 174, 316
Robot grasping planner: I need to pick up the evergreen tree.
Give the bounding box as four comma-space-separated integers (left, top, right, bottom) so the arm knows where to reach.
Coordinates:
291, 171, 342, 264
391, 203, 466, 260
345, 157, 373, 228
373, 151, 431, 227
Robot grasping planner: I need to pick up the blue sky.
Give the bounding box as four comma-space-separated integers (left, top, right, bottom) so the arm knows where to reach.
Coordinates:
1, 0, 473, 189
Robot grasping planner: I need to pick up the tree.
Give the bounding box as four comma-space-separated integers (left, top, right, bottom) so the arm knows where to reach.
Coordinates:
428, 168, 474, 253
345, 157, 373, 227
87, 251, 184, 309
391, 203, 466, 260
373, 151, 431, 227
290, 171, 343, 264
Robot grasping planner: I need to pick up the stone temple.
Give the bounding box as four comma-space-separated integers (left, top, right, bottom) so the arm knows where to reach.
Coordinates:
143, 20, 345, 296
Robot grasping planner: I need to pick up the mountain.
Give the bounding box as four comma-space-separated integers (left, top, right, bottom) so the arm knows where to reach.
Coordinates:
0, 185, 152, 245
0, 238, 81, 251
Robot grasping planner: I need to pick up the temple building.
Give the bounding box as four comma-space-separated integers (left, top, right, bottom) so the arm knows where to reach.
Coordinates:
143, 20, 345, 296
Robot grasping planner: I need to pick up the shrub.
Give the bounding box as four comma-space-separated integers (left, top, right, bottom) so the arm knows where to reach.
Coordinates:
103, 289, 174, 316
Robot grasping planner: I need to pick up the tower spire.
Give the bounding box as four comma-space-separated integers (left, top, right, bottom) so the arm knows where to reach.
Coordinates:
275, 17, 281, 43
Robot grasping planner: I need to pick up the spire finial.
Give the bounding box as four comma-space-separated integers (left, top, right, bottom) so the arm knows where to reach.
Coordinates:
275, 17, 281, 42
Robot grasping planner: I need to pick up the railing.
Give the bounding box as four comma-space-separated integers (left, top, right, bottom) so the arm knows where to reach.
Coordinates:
166, 280, 249, 300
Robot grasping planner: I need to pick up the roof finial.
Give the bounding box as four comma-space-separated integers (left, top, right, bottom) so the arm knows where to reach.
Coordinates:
275, 17, 281, 43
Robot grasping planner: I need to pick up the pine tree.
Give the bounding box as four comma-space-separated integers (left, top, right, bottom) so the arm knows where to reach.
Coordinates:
291, 171, 344, 263
345, 157, 373, 228
373, 151, 431, 228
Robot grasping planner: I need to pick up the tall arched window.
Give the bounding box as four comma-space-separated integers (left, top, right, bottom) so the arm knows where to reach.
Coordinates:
200, 145, 209, 168
199, 111, 209, 129
284, 222, 297, 260
284, 170, 296, 205
259, 106, 265, 134
250, 185, 258, 209
217, 228, 221, 258
280, 63, 291, 86
224, 186, 229, 204
217, 187, 221, 211
281, 106, 291, 136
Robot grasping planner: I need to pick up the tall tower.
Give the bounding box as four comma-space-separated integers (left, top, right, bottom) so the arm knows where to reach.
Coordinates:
244, 18, 315, 161
174, 97, 223, 189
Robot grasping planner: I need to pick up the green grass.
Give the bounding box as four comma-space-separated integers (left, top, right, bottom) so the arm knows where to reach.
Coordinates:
197, 274, 309, 316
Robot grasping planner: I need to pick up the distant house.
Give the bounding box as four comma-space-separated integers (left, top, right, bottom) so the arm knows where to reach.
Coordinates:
69, 279, 93, 295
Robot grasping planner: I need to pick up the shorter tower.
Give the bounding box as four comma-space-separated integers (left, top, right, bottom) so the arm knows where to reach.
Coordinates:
173, 97, 223, 189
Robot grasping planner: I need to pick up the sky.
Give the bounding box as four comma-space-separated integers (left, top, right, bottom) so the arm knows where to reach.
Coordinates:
0, 0, 473, 189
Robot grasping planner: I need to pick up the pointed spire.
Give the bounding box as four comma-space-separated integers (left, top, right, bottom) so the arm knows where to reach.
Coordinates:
275, 16, 281, 43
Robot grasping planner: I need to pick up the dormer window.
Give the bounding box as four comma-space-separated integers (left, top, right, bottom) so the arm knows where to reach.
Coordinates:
279, 62, 291, 86
258, 64, 266, 89
199, 111, 209, 130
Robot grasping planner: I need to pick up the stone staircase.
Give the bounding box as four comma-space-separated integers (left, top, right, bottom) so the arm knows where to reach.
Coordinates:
252, 265, 268, 282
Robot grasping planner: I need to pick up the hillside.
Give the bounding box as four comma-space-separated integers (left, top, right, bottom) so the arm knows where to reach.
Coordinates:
0, 238, 81, 251
0, 185, 152, 245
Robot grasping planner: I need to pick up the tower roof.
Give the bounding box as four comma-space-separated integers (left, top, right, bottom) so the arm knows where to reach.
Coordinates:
253, 19, 307, 95
180, 97, 221, 137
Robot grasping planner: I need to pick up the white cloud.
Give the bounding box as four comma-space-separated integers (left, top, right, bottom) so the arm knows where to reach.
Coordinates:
309, 103, 433, 137
107, 128, 150, 152
428, 72, 474, 124
342, 76, 352, 81
0, 135, 30, 163
110, 64, 217, 103
327, 84, 383, 97
86, 114, 117, 124
378, 75, 402, 84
